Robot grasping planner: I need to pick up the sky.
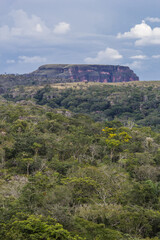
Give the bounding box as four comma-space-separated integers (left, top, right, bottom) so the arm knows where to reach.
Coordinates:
1, 0, 160, 80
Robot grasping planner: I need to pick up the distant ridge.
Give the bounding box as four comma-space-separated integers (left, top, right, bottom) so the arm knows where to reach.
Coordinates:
0, 64, 139, 90
32, 64, 139, 83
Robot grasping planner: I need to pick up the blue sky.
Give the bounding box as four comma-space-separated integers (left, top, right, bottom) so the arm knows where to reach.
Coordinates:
1, 0, 160, 80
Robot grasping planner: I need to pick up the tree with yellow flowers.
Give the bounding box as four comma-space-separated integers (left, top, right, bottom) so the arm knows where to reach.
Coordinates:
102, 127, 132, 161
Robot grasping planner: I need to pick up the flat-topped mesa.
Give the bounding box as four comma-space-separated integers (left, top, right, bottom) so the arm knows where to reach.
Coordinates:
32, 64, 139, 83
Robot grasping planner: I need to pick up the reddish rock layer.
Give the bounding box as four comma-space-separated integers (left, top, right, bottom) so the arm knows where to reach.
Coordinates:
32, 64, 139, 83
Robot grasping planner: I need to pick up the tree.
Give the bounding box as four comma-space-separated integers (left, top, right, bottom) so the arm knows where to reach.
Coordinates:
32, 142, 42, 161
102, 127, 132, 161
21, 157, 34, 175
63, 177, 98, 204
73, 217, 123, 240
0, 214, 84, 240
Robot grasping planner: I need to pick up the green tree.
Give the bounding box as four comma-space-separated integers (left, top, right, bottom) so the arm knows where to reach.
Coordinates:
102, 127, 132, 161
0, 214, 83, 240
73, 217, 123, 240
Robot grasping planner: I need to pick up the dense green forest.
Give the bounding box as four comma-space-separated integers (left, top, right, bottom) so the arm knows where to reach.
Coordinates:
0, 81, 160, 239
3, 81, 160, 130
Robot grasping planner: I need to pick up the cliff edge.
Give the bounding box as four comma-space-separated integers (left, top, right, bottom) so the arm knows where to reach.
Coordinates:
32, 64, 139, 83
0, 64, 139, 90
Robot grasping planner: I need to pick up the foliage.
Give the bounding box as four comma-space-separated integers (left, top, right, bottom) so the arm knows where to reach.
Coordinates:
0, 214, 83, 240
3, 81, 160, 130
0, 94, 160, 239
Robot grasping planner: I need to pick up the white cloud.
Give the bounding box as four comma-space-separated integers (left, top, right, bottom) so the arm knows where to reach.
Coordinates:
53, 22, 70, 34
130, 55, 147, 59
9, 9, 50, 37
152, 55, 160, 59
0, 25, 10, 40
126, 61, 142, 70
145, 17, 160, 23
0, 10, 71, 42
117, 20, 160, 46
84, 47, 123, 64
6, 59, 15, 64
36, 24, 43, 33
117, 21, 152, 39
18, 56, 47, 64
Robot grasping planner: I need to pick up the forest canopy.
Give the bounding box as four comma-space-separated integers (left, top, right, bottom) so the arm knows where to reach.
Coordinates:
0, 81, 160, 239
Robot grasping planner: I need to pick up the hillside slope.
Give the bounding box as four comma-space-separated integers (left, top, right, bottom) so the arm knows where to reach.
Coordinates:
0, 100, 160, 240
3, 81, 160, 130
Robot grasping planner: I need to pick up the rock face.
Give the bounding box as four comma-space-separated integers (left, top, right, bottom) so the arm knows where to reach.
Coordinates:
0, 64, 139, 91
32, 64, 139, 83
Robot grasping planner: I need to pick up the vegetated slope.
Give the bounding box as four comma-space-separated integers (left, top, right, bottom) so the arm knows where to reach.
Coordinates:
0, 100, 160, 239
3, 81, 160, 131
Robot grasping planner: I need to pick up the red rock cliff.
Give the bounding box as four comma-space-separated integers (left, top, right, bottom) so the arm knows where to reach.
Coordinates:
32, 64, 139, 83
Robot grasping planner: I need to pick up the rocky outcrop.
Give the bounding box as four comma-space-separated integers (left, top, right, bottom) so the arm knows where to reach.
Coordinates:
0, 64, 139, 91
32, 64, 139, 83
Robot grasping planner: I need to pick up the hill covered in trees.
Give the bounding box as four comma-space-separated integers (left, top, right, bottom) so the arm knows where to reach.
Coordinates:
3, 81, 160, 131
0, 80, 160, 239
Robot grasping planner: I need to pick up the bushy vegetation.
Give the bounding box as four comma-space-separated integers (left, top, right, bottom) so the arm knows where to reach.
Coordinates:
3, 81, 160, 131
0, 96, 160, 239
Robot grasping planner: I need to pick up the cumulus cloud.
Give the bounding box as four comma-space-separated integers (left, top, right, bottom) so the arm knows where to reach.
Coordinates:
84, 47, 123, 64
145, 17, 160, 23
117, 21, 152, 39
53, 22, 70, 34
117, 20, 160, 46
9, 9, 50, 37
18, 56, 47, 64
130, 55, 147, 59
0, 9, 71, 42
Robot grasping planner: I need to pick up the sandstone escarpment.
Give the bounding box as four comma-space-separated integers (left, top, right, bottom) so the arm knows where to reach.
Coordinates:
0, 64, 139, 91
32, 64, 139, 83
